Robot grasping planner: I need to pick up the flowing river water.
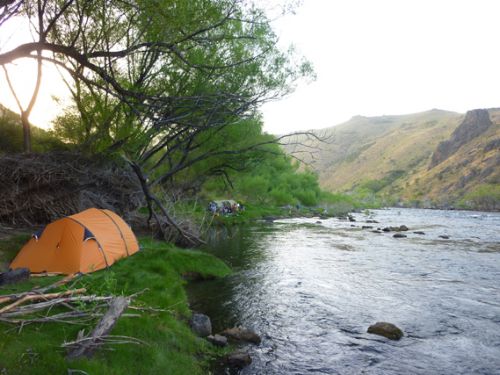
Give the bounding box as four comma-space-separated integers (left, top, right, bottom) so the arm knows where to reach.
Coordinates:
188, 208, 500, 374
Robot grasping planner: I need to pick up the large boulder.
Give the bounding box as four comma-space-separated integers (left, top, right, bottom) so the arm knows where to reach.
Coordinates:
367, 322, 404, 340
189, 313, 212, 337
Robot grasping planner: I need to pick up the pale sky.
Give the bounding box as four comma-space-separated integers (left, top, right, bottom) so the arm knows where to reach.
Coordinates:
0, 20, 71, 129
1, 0, 500, 133
261, 0, 500, 133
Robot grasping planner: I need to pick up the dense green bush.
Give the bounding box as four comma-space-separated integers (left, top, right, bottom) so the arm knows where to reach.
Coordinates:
459, 184, 500, 210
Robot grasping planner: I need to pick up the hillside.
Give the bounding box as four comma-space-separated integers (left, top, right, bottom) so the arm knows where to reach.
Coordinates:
287, 108, 500, 209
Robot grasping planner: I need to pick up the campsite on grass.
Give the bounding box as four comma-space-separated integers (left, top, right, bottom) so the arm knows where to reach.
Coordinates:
1, 1, 499, 374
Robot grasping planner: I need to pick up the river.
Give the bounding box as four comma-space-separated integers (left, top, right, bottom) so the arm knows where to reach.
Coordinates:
188, 208, 500, 374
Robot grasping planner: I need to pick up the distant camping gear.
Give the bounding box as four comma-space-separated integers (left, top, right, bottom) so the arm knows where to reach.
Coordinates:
207, 200, 242, 215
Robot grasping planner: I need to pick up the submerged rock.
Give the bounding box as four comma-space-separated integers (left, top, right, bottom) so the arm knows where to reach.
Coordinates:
224, 351, 252, 369
348, 215, 356, 222
367, 322, 404, 340
413, 231, 425, 235
371, 230, 382, 234
189, 313, 212, 337
366, 219, 379, 223
393, 233, 407, 238
207, 334, 228, 347
220, 326, 262, 344
439, 235, 450, 239
383, 225, 409, 232
362, 225, 373, 229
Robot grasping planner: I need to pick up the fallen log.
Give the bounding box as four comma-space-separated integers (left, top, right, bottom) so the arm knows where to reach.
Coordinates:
66, 296, 129, 359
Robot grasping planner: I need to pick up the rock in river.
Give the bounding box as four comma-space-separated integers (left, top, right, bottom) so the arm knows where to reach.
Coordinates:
220, 326, 262, 344
383, 225, 409, 232
367, 322, 404, 340
207, 334, 228, 347
189, 313, 212, 337
393, 233, 407, 238
224, 351, 252, 369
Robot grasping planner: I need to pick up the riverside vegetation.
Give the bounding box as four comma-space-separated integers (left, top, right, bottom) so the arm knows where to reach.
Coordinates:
0, 1, 362, 373
1, 1, 496, 373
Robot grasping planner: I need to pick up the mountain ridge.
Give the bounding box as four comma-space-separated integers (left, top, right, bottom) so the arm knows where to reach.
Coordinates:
285, 107, 500, 209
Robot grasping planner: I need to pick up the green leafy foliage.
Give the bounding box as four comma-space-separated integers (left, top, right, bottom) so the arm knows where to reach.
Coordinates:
206, 141, 321, 206
458, 184, 500, 210
358, 170, 406, 193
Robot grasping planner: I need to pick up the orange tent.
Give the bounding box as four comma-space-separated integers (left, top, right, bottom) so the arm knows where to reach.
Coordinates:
10, 208, 139, 274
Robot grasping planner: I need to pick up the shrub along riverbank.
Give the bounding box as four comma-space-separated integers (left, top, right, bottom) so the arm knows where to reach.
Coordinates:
172, 191, 373, 228
0, 236, 230, 375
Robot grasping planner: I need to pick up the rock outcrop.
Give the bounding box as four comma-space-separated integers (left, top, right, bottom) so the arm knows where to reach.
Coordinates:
430, 109, 492, 168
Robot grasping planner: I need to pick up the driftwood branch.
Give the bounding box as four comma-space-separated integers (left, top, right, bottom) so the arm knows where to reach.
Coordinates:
66, 296, 130, 359
0, 273, 79, 304
0, 288, 86, 314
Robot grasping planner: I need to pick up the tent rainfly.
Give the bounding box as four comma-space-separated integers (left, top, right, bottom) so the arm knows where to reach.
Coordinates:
10, 208, 139, 274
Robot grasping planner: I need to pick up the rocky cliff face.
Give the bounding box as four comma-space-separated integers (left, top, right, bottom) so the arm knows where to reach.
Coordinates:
430, 109, 492, 168
285, 107, 500, 209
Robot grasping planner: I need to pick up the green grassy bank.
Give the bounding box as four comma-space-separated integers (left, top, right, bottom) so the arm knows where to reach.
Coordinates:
0, 236, 231, 375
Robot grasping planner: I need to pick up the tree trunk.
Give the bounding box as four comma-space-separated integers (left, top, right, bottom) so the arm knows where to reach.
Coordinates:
21, 113, 32, 153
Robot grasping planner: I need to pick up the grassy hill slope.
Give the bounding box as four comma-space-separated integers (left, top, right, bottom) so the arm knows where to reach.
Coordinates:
287, 108, 499, 209
395, 109, 500, 209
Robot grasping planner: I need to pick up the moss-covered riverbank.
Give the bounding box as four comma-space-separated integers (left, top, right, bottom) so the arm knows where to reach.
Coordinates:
0, 236, 230, 375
